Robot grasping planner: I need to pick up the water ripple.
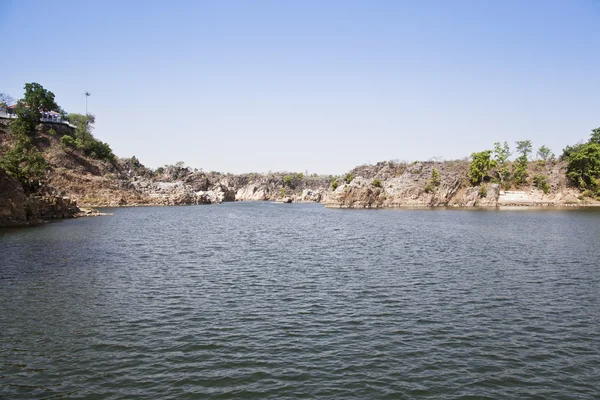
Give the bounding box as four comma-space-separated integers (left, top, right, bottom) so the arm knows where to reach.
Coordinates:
1, 204, 600, 399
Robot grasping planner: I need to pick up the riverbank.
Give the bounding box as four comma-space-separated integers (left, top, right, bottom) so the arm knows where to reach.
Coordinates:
2, 119, 600, 228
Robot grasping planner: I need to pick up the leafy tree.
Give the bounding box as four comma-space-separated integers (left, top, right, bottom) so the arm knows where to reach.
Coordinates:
66, 113, 114, 162
493, 141, 511, 163
283, 175, 293, 187
516, 140, 533, 159
565, 142, 600, 193
590, 127, 600, 144
493, 141, 511, 183
0, 134, 47, 187
513, 140, 532, 185
61, 135, 77, 148
562, 142, 585, 160
85, 139, 116, 162
344, 173, 354, 184
372, 178, 382, 188
68, 113, 95, 142
14, 83, 59, 132
536, 145, 554, 161
60, 135, 83, 150
22, 82, 58, 113
469, 150, 496, 185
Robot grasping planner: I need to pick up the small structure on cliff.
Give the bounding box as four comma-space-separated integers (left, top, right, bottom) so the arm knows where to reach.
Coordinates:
0, 104, 75, 128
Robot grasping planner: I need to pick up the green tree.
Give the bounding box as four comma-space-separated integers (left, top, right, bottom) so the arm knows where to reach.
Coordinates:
65, 113, 114, 162
283, 175, 293, 187
85, 139, 116, 162
60, 135, 83, 150
68, 113, 95, 143
562, 142, 585, 160
565, 142, 600, 193
589, 127, 600, 144
469, 150, 496, 185
0, 134, 47, 187
536, 145, 554, 161
15, 83, 59, 132
493, 141, 511, 184
9, 83, 60, 136
513, 140, 532, 185
344, 173, 354, 184
516, 140, 533, 159
372, 178, 382, 188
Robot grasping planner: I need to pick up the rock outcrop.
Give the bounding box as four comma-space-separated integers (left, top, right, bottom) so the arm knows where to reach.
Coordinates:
0, 168, 31, 226
323, 160, 600, 208
0, 168, 81, 227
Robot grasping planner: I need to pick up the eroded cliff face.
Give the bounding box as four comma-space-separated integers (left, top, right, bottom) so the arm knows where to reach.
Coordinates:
323, 160, 597, 208
46, 162, 332, 207
0, 168, 81, 227
0, 168, 30, 226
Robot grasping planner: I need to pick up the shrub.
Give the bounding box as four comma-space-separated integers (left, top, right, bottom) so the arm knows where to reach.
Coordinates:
83, 138, 116, 163
372, 179, 382, 188
344, 173, 354, 184
479, 183, 487, 198
61, 135, 76, 148
331, 180, 339, 191
533, 174, 551, 194
430, 168, 441, 186
424, 168, 441, 193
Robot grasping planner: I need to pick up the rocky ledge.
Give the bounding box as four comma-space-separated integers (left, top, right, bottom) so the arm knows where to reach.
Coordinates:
0, 168, 84, 227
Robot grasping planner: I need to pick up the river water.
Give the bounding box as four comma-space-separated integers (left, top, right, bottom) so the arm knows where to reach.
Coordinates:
1, 203, 599, 399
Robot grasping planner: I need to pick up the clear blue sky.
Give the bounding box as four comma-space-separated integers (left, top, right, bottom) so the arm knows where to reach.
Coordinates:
1, 0, 599, 174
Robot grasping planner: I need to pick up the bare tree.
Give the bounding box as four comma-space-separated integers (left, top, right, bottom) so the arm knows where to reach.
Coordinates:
0, 93, 15, 107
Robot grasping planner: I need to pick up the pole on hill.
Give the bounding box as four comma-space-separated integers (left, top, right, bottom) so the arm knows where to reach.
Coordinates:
84, 91, 91, 115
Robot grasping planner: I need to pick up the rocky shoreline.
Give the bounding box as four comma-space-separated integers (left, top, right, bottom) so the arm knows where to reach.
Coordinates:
2, 161, 598, 228
2, 120, 599, 228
